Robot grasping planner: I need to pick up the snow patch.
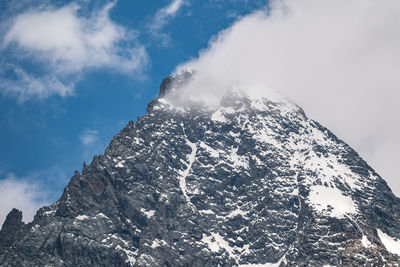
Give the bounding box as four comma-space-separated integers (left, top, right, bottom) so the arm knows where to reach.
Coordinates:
179, 139, 197, 206
308, 185, 357, 218
211, 109, 227, 123
116, 160, 125, 168
96, 213, 109, 219
43, 209, 56, 216
227, 207, 248, 219
201, 232, 235, 258
361, 235, 372, 248
76, 215, 89, 220
253, 115, 282, 148
115, 245, 137, 266
140, 208, 155, 219
200, 142, 220, 158
200, 209, 215, 215
150, 238, 168, 248
30, 224, 40, 232
377, 229, 400, 256
290, 188, 299, 196
228, 147, 248, 169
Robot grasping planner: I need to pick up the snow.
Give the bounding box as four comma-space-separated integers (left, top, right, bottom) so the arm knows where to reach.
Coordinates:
211, 109, 228, 123
150, 238, 168, 248
253, 115, 282, 148
115, 245, 137, 266
228, 147, 249, 169
250, 98, 268, 111
201, 232, 235, 258
229, 130, 240, 137
290, 188, 299, 196
43, 209, 56, 216
132, 137, 142, 145
30, 224, 40, 232
227, 207, 248, 219
76, 215, 89, 220
116, 160, 125, 168
96, 213, 109, 219
111, 234, 129, 246
308, 185, 357, 218
284, 120, 367, 193
361, 235, 372, 248
179, 139, 197, 205
377, 229, 400, 256
200, 209, 215, 215
298, 148, 350, 186
200, 142, 220, 158
140, 208, 155, 219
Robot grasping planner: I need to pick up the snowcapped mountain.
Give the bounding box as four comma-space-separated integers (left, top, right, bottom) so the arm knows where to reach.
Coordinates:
1, 71, 400, 266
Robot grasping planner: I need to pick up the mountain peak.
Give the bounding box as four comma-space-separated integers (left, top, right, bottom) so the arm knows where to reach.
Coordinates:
158, 69, 194, 98
1, 75, 400, 266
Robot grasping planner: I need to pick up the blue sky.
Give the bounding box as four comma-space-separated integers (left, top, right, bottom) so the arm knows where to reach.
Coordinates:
1, 0, 400, 224
0, 0, 267, 223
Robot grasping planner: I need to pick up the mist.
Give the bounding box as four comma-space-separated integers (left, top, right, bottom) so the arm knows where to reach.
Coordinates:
176, 0, 400, 195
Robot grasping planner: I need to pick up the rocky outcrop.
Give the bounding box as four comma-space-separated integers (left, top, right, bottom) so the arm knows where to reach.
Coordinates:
0, 209, 24, 250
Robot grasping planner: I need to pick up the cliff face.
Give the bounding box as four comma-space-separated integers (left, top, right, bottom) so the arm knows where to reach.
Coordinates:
1, 71, 400, 267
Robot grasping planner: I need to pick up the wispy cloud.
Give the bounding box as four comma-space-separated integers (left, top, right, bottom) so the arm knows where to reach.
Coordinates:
80, 129, 99, 146
149, 0, 186, 45
0, 64, 74, 102
154, 0, 185, 27
1, 1, 148, 101
79, 129, 105, 163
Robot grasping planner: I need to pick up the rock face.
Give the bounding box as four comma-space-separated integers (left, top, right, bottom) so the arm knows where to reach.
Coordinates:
0, 209, 24, 251
1, 71, 400, 266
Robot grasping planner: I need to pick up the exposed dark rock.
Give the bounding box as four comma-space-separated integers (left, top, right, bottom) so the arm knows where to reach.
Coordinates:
0, 209, 24, 249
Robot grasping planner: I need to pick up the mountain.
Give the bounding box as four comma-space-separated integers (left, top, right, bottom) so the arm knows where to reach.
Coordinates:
1, 71, 400, 266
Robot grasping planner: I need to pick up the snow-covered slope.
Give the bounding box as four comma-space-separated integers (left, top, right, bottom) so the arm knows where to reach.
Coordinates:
1, 71, 400, 266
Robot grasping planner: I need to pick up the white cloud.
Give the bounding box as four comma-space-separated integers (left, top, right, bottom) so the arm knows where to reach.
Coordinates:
79, 129, 106, 164
0, 174, 51, 226
0, 64, 74, 101
150, 0, 185, 45
80, 129, 99, 146
153, 0, 185, 28
161, 0, 184, 16
176, 0, 400, 195
1, 2, 148, 100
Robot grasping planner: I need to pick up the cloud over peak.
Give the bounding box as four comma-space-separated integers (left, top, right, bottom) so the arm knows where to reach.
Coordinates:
177, 0, 400, 195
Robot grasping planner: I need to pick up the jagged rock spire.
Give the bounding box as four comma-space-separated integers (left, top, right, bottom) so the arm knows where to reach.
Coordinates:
0, 209, 24, 249
158, 69, 194, 98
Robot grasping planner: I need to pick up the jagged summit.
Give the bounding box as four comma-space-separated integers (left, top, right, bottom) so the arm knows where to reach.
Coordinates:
158, 69, 194, 98
1, 74, 400, 266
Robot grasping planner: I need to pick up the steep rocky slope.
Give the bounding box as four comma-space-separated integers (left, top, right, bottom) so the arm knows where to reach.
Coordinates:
1, 71, 400, 266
